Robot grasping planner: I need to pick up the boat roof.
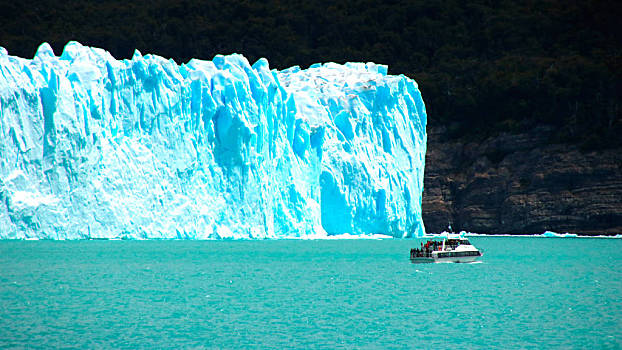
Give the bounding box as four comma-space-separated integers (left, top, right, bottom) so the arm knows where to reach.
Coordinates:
420, 234, 469, 240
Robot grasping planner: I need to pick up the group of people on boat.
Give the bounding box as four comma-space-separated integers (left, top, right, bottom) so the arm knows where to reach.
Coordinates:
410, 240, 441, 258
409, 238, 469, 259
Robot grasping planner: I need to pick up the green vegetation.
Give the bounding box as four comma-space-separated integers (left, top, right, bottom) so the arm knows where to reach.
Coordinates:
1, 0, 619, 148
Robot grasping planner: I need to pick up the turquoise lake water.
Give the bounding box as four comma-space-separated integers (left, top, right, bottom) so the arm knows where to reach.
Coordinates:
1, 237, 620, 349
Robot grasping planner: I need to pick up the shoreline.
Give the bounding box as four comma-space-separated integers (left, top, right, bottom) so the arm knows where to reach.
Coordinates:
1, 231, 620, 241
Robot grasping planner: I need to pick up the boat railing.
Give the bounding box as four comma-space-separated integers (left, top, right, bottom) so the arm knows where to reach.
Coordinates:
410, 248, 433, 258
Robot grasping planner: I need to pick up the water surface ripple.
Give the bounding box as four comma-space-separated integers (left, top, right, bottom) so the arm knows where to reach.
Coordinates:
0, 238, 620, 348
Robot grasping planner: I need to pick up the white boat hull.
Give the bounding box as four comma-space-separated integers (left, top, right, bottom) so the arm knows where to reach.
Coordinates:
410, 255, 481, 263
433, 255, 481, 263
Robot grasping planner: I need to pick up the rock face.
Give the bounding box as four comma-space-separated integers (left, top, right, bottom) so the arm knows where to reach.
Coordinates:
0, 42, 427, 239
423, 126, 622, 235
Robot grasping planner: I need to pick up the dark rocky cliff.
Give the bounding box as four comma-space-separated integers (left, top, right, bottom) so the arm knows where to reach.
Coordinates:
422, 126, 622, 235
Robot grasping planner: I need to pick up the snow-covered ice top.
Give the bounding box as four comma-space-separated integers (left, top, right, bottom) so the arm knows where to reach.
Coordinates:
0, 42, 427, 239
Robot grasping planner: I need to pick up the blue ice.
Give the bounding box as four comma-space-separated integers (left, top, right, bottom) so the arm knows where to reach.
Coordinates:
0, 42, 427, 239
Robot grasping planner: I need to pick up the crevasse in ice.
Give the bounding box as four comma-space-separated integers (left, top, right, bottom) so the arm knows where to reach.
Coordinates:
0, 42, 426, 239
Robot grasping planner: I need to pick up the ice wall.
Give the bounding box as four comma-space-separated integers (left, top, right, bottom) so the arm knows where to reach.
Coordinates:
0, 42, 427, 239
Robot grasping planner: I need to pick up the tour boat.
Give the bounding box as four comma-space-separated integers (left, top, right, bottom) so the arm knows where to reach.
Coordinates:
410, 236, 482, 263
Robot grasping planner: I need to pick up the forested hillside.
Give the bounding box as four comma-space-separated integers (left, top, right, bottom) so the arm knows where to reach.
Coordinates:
1, 0, 620, 148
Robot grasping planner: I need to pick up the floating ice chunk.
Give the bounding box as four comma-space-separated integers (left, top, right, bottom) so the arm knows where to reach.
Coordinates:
542, 231, 579, 238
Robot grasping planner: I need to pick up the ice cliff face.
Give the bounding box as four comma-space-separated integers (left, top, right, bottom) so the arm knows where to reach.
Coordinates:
0, 42, 426, 239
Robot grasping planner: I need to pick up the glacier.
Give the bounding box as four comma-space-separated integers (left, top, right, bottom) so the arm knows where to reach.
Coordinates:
0, 42, 427, 239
